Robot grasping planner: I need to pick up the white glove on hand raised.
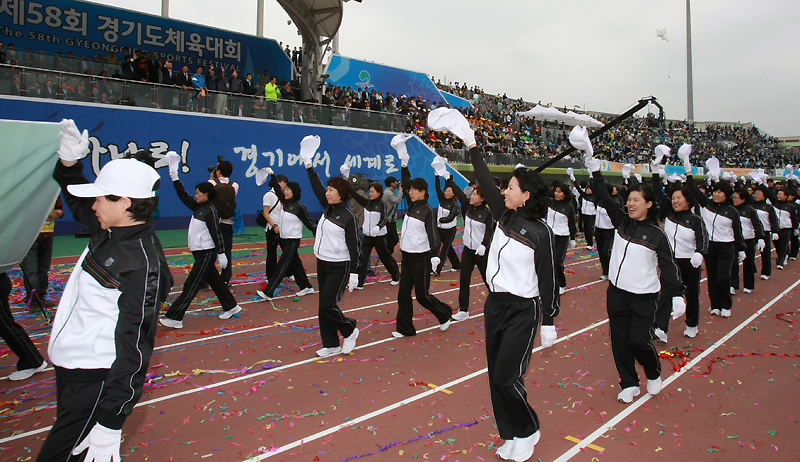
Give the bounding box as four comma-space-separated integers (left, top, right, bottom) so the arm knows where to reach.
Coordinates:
738, 251, 746, 263
540, 325, 557, 348
690, 252, 704, 268
348, 273, 359, 292
427, 107, 476, 147
165, 151, 181, 181
58, 119, 90, 162
566, 167, 575, 182
772, 233, 779, 241
678, 144, 692, 170
757, 239, 766, 252
667, 174, 682, 183
299, 135, 321, 166
72, 423, 122, 462
653, 144, 670, 165
671, 297, 687, 320
391, 133, 413, 166
431, 156, 447, 176
621, 164, 633, 179
255, 167, 274, 186
634, 173, 642, 183
722, 172, 734, 182
475, 245, 486, 257
430, 256, 441, 270
340, 163, 350, 179
748, 171, 763, 185
568, 125, 594, 159
658, 166, 667, 178
218, 253, 228, 270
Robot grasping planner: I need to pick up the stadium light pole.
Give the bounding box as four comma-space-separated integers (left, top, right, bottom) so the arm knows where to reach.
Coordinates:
257, 0, 264, 37
686, 0, 694, 122
161, 0, 169, 17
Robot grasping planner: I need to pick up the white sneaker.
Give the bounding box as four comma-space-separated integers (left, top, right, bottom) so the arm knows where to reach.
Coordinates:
495, 439, 515, 460
452, 311, 469, 321
730, 287, 736, 295
721, 309, 731, 318
510, 430, 540, 462
8, 361, 48, 381
316, 346, 342, 358
646, 377, 662, 395
450, 268, 458, 272
743, 288, 752, 294
256, 289, 273, 300
617, 386, 641, 403
354, 285, 364, 290
761, 275, 769, 280
342, 328, 359, 354
440, 319, 451, 331
600, 275, 608, 281
777, 265, 784, 270
219, 305, 242, 319
288, 275, 295, 281
391, 331, 408, 338
390, 279, 400, 286
159, 317, 184, 329
710, 309, 721, 316
653, 327, 668, 344
684, 326, 698, 338
296, 287, 314, 296
791, 257, 797, 261
559, 287, 566, 295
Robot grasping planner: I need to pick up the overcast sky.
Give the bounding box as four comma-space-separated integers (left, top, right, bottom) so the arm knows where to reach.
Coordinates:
95, 0, 799, 137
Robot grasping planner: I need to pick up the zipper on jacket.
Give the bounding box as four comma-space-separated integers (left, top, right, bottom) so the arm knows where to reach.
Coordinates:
489, 234, 510, 290
613, 238, 631, 288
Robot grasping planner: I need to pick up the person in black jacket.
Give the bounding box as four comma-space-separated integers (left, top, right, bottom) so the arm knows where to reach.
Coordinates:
768, 186, 799, 269
41, 121, 172, 462
349, 178, 400, 288
160, 172, 242, 328
446, 177, 493, 321
730, 188, 765, 295
752, 185, 779, 279
433, 172, 461, 275
546, 182, 577, 294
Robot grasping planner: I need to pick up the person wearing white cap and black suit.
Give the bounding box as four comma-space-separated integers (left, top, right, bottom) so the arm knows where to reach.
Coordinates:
39, 120, 173, 462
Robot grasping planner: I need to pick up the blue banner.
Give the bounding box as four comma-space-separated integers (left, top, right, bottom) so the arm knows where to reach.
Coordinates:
0, 0, 291, 81
440, 90, 473, 110
327, 55, 445, 105
0, 96, 468, 234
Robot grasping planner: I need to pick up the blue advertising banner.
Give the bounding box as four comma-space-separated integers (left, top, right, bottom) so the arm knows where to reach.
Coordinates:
0, 0, 291, 80
440, 90, 473, 110
0, 96, 468, 234
327, 54, 445, 105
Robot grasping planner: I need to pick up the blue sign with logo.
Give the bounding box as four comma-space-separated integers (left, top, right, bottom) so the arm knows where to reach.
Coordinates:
0, 0, 291, 80
0, 96, 468, 234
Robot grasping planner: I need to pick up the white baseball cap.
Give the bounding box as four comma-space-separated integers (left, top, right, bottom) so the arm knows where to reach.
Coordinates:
67, 159, 161, 198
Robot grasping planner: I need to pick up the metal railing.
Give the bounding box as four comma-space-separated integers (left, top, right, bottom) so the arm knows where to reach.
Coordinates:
0, 63, 408, 132
436, 148, 586, 169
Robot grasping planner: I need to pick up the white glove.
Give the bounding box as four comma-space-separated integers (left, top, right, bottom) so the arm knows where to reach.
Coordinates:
748, 171, 763, 185
740, 176, 747, 183
475, 245, 486, 257
653, 144, 670, 165
568, 125, 594, 159
678, 144, 692, 170
658, 166, 667, 178
299, 135, 320, 165
431, 156, 447, 176
165, 151, 180, 181
584, 157, 601, 173
566, 167, 575, 182
218, 253, 228, 270
340, 163, 350, 179
370, 226, 381, 236
722, 172, 734, 182
391, 133, 413, 166
634, 173, 642, 183
772, 233, 779, 241
427, 108, 476, 147
680, 174, 687, 183
441, 170, 451, 180
58, 119, 90, 162
621, 163, 633, 179
72, 423, 122, 462
430, 256, 441, 270
671, 297, 686, 320
738, 251, 746, 263
757, 239, 765, 252
786, 164, 795, 177
569, 239, 577, 248
347, 273, 358, 292
795, 229, 800, 237
540, 325, 557, 348
667, 174, 682, 183
690, 252, 703, 268
255, 167, 274, 186
514, 163, 526, 170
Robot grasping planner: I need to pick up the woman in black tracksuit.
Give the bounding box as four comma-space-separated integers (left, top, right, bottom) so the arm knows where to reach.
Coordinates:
752, 185, 779, 279
433, 175, 461, 274
393, 163, 453, 337
577, 185, 597, 248
446, 177, 494, 321
469, 144, 559, 462
257, 177, 316, 299
590, 168, 683, 403
163, 180, 240, 327
685, 174, 744, 317
546, 183, 577, 293
351, 183, 400, 288
593, 184, 618, 281
306, 165, 362, 357
731, 188, 765, 294
768, 187, 799, 269
652, 177, 708, 340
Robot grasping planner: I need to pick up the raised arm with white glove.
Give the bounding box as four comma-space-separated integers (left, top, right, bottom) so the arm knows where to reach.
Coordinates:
255, 167, 274, 186
427, 107, 476, 148
299, 135, 321, 167
166, 151, 181, 181
678, 144, 692, 173
569, 126, 599, 172
653, 144, 669, 166
566, 167, 575, 182
391, 133, 413, 167
58, 118, 90, 164
621, 163, 633, 180
340, 163, 351, 179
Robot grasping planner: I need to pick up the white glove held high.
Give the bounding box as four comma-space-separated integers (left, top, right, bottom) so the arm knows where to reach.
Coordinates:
653, 144, 670, 165
475, 245, 486, 257
634, 173, 642, 183
621, 163, 632, 179
690, 252, 704, 268
566, 167, 575, 181
299, 135, 320, 165
430, 256, 441, 270
678, 144, 692, 169
427, 108, 476, 147
391, 134, 413, 166
255, 167, 274, 186
58, 119, 90, 162
339, 163, 350, 179
165, 151, 181, 181
540, 325, 557, 348
671, 297, 687, 320
218, 253, 228, 270
72, 423, 122, 462
568, 125, 594, 159
431, 156, 447, 176
347, 273, 359, 292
